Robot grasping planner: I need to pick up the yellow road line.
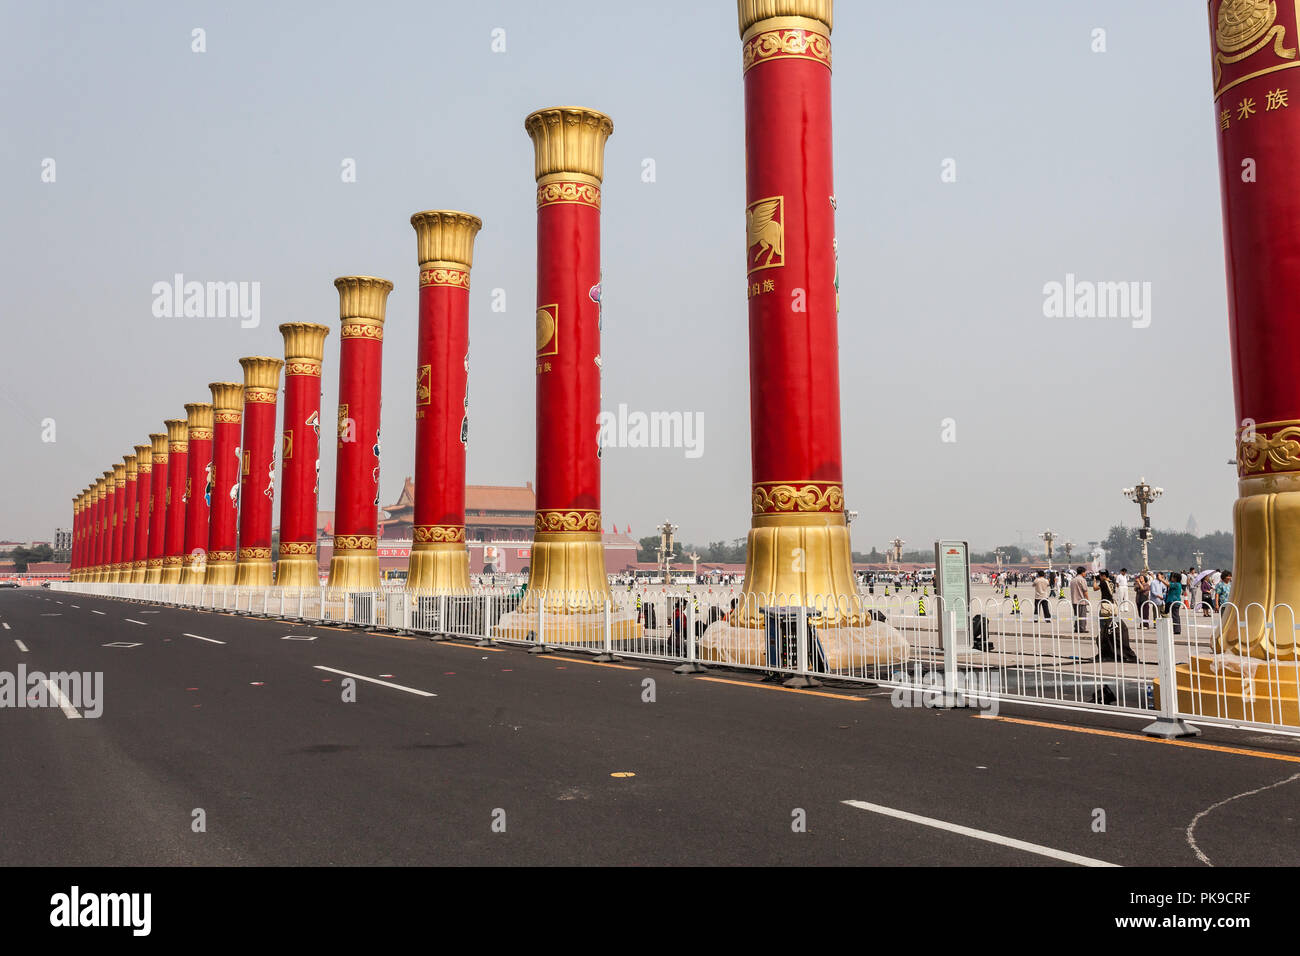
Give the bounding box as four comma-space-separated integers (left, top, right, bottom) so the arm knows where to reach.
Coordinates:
984, 715, 1300, 764
547, 655, 640, 670
438, 642, 505, 652
366, 631, 416, 641
694, 676, 866, 701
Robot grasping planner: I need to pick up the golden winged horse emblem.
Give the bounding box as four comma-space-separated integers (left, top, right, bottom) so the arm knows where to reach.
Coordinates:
746, 196, 784, 273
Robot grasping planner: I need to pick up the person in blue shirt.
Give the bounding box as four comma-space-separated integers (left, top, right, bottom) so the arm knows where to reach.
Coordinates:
1215, 571, 1232, 612
1166, 572, 1184, 635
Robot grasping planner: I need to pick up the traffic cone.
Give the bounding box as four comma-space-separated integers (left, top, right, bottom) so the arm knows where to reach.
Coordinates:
918, 595, 927, 616
1012, 593, 1021, 615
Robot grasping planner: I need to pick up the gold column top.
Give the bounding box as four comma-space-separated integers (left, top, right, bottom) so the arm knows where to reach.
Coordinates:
96, 476, 108, 497
738, 0, 832, 35
184, 402, 214, 431
524, 107, 614, 183
279, 323, 330, 364
335, 276, 394, 323
238, 356, 284, 390
134, 443, 153, 471
209, 381, 244, 413
410, 211, 483, 269
124, 454, 138, 480
150, 432, 169, 457
165, 418, 189, 445
112, 462, 126, 486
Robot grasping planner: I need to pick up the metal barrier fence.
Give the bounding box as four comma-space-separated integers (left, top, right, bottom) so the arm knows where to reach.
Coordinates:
49, 581, 1300, 736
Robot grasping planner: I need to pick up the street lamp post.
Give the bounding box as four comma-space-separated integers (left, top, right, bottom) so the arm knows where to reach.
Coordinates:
890, 537, 904, 567
1122, 477, 1163, 573
1063, 540, 1074, 564
1193, 549, 1205, 570
1041, 529, 1056, 570
657, 519, 677, 583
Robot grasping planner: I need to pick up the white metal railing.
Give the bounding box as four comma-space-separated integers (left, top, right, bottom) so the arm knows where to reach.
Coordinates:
47, 581, 1300, 735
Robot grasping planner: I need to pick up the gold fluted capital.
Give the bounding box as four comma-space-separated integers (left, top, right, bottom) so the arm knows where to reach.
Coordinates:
209, 381, 244, 413
184, 402, 214, 433
738, 0, 832, 35
112, 462, 126, 487
149, 432, 169, 458
238, 356, 284, 391
165, 418, 189, 446
134, 444, 152, 472
335, 276, 393, 323
279, 322, 330, 366
524, 107, 614, 183
124, 454, 137, 481
410, 211, 483, 269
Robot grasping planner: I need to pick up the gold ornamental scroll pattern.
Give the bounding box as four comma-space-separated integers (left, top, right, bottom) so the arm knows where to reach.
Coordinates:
414, 525, 466, 543
1213, 0, 1300, 99
237, 547, 272, 561
333, 534, 378, 553
536, 181, 601, 209
207, 550, 237, 563
742, 25, 831, 74
340, 322, 384, 341
278, 542, 317, 556
214, 411, 242, 425
752, 481, 845, 515
1238, 419, 1300, 475
244, 388, 277, 405
285, 361, 322, 377
419, 267, 471, 290
535, 510, 602, 533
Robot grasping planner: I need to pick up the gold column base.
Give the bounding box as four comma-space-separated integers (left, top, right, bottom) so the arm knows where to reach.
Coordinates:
235, 558, 274, 588
406, 542, 470, 592
524, 532, 612, 607
204, 559, 237, 587
179, 554, 207, 586
160, 557, 183, 585
276, 547, 321, 589
327, 550, 380, 590
495, 608, 642, 645
698, 619, 910, 669
740, 513, 861, 625
130, 561, 147, 584
144, 559, 163, 584
1220, 475, 1300, 658
1157, 656, 1300, 728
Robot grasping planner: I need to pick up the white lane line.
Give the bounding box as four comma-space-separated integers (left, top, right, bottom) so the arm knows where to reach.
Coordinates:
70, 605, 79, 609
90, 610, 105, 615
1, 623, 9, 630
124, 618, 148, 626
841, 800, 1119, 867
183, 633, 225, 645
14, 640, 28, 652
1185, 772, 1300, 866
313, 666, 436, 697
41, 680, 82, 719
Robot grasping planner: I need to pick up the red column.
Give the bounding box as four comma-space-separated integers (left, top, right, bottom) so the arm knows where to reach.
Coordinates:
206, 382, 244, 586
235, 357, 283, 587
71, 494, 82, 580
145, 433, 168, 583
160, 419, 188, 584
1210, 0, 1300, 659
328, 277, 391, 590
121, 455, 138, 582
523, 107, 613, 597
132, 444, 152, 583
276, 324, 329, 588
180, 403, 213, 584
736, 3, 855, 604
408, 211, 481, 592
95, 475, 111, 581
110, 462, 126, 582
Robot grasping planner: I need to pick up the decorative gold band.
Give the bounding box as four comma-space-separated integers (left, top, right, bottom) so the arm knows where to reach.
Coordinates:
340, 322, 384, 341
535, 509, 602, 533
414, 524, 466, 543
133, 560, 146, 570
245, 388, 277, 405
238, 547, 273, 560
285, 361, 322, 377
206, 550, 237, 563
163, 555, 183, 566
188, 428, 213, 441
333, 534, 377, 551
742, 21, 831, 73
215, 411, 242, 424
752, 481, 844, 514
419, 267, 471, 290
137, 464, 152, 475
537, 180, 601, 209
279, 542, 317, 556
147, 558, 163, 568
1238, 419, 1300, 477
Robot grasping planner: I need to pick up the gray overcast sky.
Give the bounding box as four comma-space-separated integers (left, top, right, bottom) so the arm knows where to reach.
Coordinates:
0, 0, 1234, 553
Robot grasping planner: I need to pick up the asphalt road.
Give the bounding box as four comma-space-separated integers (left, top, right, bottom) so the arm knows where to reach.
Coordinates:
1, 588, 1297, 867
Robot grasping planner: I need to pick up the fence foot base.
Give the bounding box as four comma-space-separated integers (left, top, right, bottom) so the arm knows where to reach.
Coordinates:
1142, 717, 1201, 739
475, 637, 497, 647
528, 643, 551, 655
783, 675, 822, 689
674, 661, 707, 674
591, 652, 621, 663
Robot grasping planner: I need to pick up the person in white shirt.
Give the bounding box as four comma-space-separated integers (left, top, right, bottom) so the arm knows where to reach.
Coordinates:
1115, 569, 1131, 610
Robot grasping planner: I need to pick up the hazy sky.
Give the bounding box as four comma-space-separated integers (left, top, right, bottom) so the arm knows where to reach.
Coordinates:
0, 0, 1235, 554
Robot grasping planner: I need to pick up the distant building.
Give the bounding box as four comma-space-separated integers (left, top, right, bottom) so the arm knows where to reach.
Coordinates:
1186, 513, 1199, 536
